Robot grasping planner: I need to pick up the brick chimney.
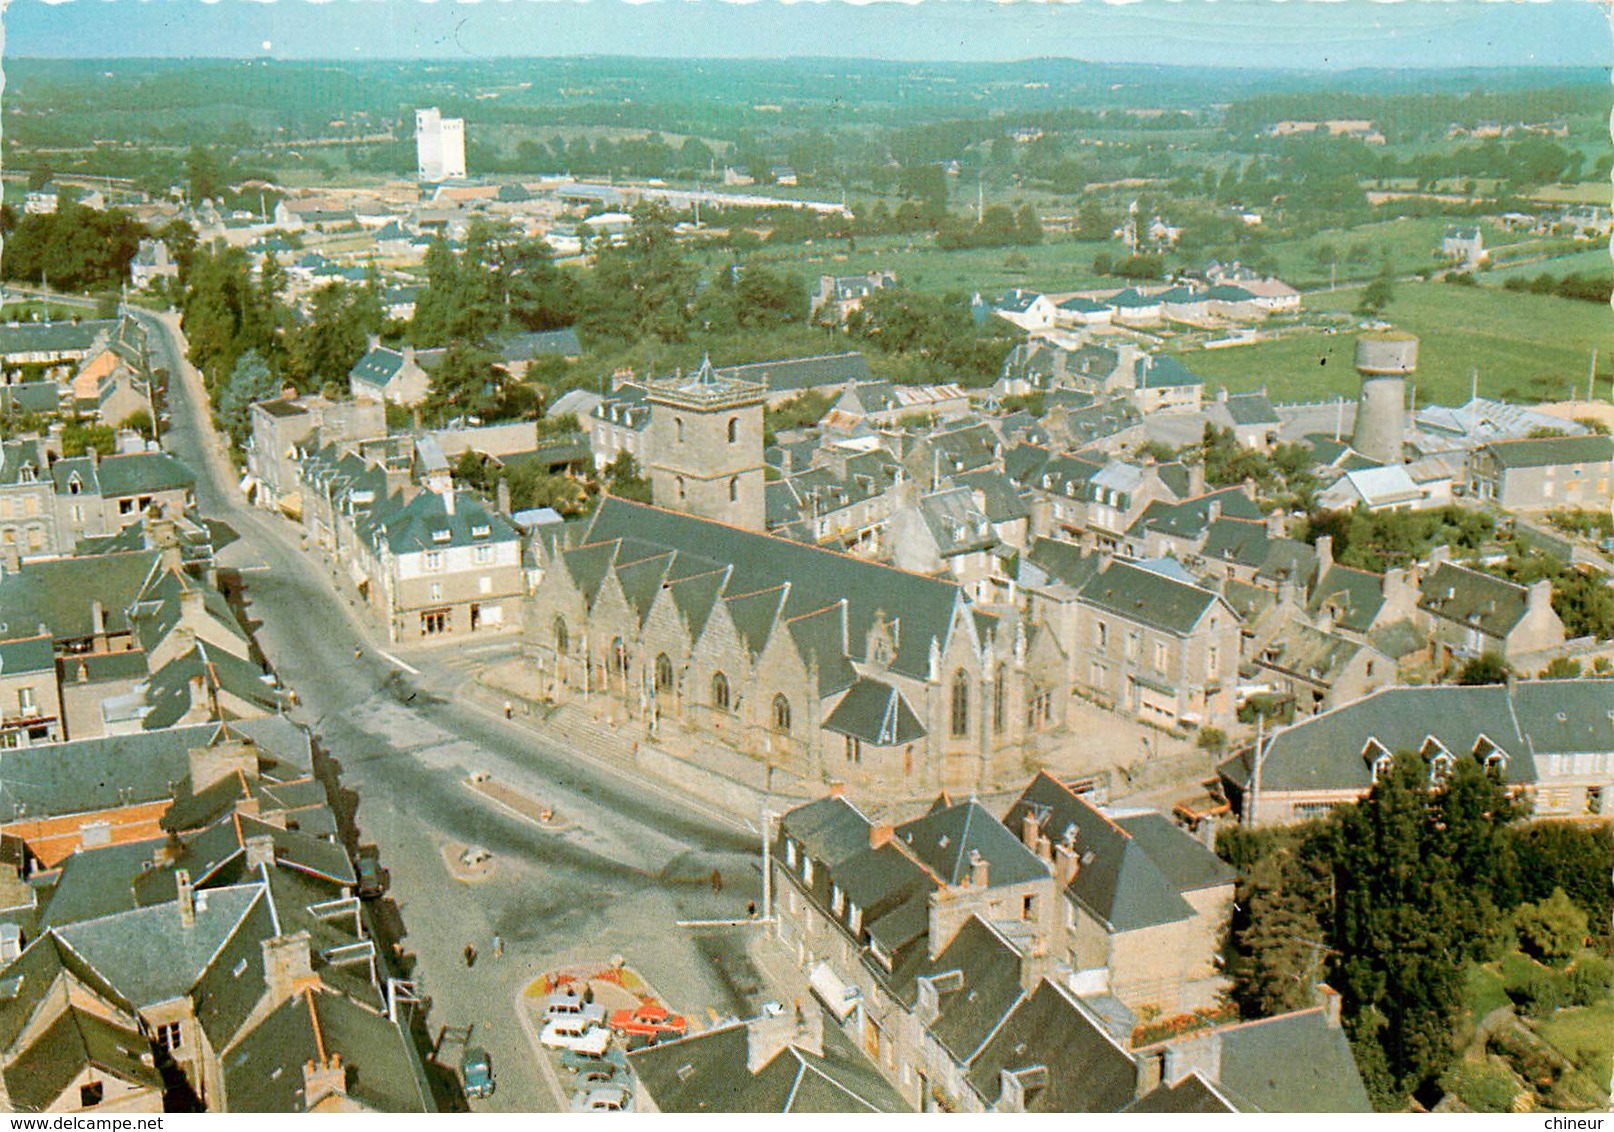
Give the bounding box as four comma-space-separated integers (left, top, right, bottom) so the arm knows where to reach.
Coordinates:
262, 932, 318, 1008
827, 782, 845, 799
1020, 811, 1040, 851
869, 824, 895, 850
176, 869, 195, 928
1162, 1030, 1223, 1086
746, 1002, 823, 1073
1054, 841, 1079, 887
244, 834, 276, 871
968, 849, 989, 888
1314, 534, 1334, 578
1318, 984, 1343, 1028
302, 1052, 347, 1110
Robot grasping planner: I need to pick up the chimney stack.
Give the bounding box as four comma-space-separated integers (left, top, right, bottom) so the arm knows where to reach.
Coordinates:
746, 1002, 823, 1073
1020, 811, 1040, 851
245, 834, 276, 871
1315, 534, 1334, 577
869, 824, 895, 851
1319, 984, 1343, 1028
1054, 840, 1079, 887
176, 869, 195, 928
968, 849, 989, 889
261, 932, 318, 1007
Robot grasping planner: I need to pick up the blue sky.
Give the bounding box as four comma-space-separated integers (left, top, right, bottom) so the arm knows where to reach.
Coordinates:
5, 0, 1607, 69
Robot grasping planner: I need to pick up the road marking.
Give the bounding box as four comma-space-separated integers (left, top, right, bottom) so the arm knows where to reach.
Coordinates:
378, 650, 422, 676
462, 643, 518, 656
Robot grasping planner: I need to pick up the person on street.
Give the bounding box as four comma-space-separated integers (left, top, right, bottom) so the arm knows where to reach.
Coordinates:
464, 944, 477, 969
503, 701, 514, 720
492, 934, 504, 959
710, 868, 723, 894
747, 901, 757, 919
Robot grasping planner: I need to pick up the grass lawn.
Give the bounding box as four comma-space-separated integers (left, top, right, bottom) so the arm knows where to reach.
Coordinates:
1177, 281, 1613, 407
1536, 1000, 1614, 1093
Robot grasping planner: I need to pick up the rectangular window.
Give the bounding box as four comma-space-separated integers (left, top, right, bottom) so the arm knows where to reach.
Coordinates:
831, 885, 845, 915
18, 687, 35, 714
1207, 646, 1219, 679
80, 1083, 104, 1108
421, 608, 450, 636
429, 583, 443, 602
1125, 631, 1140, 660
479, 575, 493, 595
1095, 621, 1108, 649
1154, 640, 1169, 673
474, 544, 493, 564
423, 551, 444, 572
157, 1021, 183, 1052
1022, 894, 1037, 921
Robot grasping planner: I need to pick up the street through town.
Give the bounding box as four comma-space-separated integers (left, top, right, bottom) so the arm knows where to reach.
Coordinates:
136, 309, 774, 1112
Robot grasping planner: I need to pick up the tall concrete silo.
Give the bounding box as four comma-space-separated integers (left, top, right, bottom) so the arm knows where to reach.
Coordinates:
1351, 332, 1417, 465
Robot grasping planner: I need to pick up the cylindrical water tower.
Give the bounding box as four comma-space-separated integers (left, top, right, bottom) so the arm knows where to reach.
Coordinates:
1351, 332, 1417, 465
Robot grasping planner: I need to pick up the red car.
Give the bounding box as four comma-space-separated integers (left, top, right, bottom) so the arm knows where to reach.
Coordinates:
608, 999, 688, 1044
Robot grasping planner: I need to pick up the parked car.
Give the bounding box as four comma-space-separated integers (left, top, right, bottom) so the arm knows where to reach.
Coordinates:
547, 993, 607, 1027
570, 1085, 632, 1112
461, 1046, 494, 1099
559, 1045, 628, 1075
608, 999, 687, 1044
576, 1066, 622, 1088
540, 1018, 610, 1051
355, 855, 386, 900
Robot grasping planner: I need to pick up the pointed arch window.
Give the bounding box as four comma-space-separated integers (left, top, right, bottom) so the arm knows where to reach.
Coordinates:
711, 671, 730, 713
728, 417, 739, 444
654, 653, 674, 692
772, 694, 791, 735
950, 669, 970, 738
554, 617, 570, 656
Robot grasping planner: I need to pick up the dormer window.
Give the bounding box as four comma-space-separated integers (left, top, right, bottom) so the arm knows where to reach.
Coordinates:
67, 473, 82, 495
1429, 751, 1454, 783
1371, 751, 1395, 783
785, 839, 798, 869
831, 884, 845, 916
471, 524, 491, 539
18, 464, 35, 484
431, 529, 452, 543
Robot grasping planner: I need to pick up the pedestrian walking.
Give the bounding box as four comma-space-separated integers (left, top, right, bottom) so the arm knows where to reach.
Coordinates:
354, 646, 363, 660
464, 944, 477, 969
503, 701, 514, 720
492, 934, 504, 959
710, 868, 723, 894
747, 901, 757, 919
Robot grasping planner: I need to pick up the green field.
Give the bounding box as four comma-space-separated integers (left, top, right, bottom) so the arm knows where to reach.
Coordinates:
1483, 248, 1613, 282
717, 234, 1122, 297
1531, 183, 1613, 206
1178, 281, 1612, 407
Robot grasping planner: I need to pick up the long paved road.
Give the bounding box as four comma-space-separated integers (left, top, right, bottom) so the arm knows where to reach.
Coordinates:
137, 310, 772, 1111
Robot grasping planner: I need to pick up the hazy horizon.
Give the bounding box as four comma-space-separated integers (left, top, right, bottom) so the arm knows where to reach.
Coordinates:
5, 0, 1607, 71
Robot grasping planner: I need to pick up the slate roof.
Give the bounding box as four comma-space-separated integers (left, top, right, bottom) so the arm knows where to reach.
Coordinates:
627, 1009, 909, 1113
0, 633, 54, 676
0, 320, 116, 358
718, 352, 871, 394
1128, 487, 1262, 542
494, 327, 582, 361
779, 795, 872, 870
1482, 434, 1614, 469
1, 551, 165, 644
3, 1007, 161, 1112
1216, 682, 1589, 795
822, 677, 926, 746
223, 989, 433, 1112
0, 382, 62, 415
381, 489, 518, 555
1224, 392, 1279, 426
1021, 537, 1101, 591
94, 452, 195, 497
1078, 559, 1225, 637
1004, 773, 1200, 932
895, 799, 1048, 889
581, 498, 965, 682
50, 883, 263, 1008
1308, 564, 1387, 634
1126, 1073, 1237, 1113
1418, 561, 1531, 638
952, 470, 1030, 524
892, 916, 1026, 1064
1136, 356, 1203, 389
1211, 1009, 1373, 1112
348, 346, 409, 388
968, 980, 1139, 1112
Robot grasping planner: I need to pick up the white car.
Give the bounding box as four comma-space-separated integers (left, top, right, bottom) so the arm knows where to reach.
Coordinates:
540, 1019, 611, 1051
570, 1085, 632, 1112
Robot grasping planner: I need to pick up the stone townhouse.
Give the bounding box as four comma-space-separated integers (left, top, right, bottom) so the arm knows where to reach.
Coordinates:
1417, 551, 1564, 669
1124, 485, 1264, 561
588, 382, 652, 472
0, 635, 62, 748
1131, 355, 1205, 415
0, 438, 59, 562
0, 723, 434, 1113
1468, 434, 1614, 511
347, 340, 438, 407
524, 497, 1065, 795
1008, 446, 1186, 549
765, 447, 903, 551
886, 484, 1004, 602
295, 442, 523, 644
771, 782, 1365, 1113
1221, 678, 1614, 824
1065, 558, 1243, 728
244, 392, 387, 515
0, 320, 118, 376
